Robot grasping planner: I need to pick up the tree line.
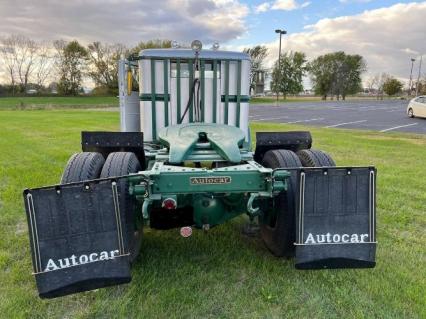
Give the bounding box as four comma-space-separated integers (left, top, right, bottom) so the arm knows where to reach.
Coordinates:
0, 35, 171, 96
244, 45, 410, 99
0, 35, 411, 98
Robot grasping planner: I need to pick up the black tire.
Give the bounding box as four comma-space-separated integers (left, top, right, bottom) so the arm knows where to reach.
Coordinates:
260, 149, 301, 257
408, 108, 415, 118
296, 149, 336, 167
101, 152, 142, 263
61, 152, 105, 184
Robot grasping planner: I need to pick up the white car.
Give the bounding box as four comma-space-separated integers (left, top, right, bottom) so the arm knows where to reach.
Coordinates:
407, 96, 426, 118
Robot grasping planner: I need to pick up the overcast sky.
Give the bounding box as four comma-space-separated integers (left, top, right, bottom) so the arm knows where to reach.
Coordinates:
0, 0, 425, 84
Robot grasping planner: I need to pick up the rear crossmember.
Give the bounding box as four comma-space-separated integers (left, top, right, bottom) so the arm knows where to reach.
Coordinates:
128, 161, 289, 225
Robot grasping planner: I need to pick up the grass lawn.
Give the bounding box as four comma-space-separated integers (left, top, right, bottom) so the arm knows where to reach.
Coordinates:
0, 95, 402, 109
0, 109, 425, 318
0, 96, 118, 109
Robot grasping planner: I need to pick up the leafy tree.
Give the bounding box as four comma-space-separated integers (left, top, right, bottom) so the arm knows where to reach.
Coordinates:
307, 54, 335, 100
243, 45, 268, 94
383, 77, 403, 96
0, 84, 15, 96
87, 42, 127, 95
308, 52, 366, 100
54, 40, 88, 95
332, 52, 366, 99
271, 51, 306, 98
130, 39, 172, 56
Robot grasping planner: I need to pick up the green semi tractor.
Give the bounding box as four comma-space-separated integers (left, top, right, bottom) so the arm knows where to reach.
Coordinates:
24, 41, 377, 298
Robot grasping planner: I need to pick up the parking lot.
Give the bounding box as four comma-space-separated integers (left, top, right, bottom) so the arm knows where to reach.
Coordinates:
249, 100, 426, 134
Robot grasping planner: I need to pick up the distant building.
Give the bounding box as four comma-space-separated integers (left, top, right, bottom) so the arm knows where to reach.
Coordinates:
253, 70, 266, 95
48, 82, 58, 94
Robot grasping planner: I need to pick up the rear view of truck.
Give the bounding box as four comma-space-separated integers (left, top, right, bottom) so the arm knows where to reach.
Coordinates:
23, 41, 376, 298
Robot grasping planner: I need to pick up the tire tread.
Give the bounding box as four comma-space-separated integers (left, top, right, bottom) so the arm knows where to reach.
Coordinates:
296, 149, 335, 167
101, 152, 142, 263
61, 152, 105, 184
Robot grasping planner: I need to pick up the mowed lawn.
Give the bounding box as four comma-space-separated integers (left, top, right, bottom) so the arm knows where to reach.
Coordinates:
0, 109, 425, 318
0, 96, 118, 109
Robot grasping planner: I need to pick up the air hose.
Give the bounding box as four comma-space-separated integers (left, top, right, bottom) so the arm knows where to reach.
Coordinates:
179, 78, 200, 124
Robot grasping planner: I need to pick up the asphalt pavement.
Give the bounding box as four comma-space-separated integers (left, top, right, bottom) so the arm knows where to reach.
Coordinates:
249, 99, 426, 134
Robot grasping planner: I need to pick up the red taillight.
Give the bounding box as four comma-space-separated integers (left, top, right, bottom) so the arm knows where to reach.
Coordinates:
162, 198, 177, 210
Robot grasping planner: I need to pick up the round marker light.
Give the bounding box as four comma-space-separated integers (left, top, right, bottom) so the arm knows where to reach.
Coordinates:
191, 40, 202, 52
212, 42, 220, 50
162, 198, 177, 210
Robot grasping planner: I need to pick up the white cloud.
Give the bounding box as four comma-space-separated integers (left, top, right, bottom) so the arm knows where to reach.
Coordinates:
271, 0, 298, 10
0, 0, 249, 45
340, 0, 373, 3
255, 0, 310, 13
261, 2, 426, 83
300, 1, 311, 8
255, 2, 271, 13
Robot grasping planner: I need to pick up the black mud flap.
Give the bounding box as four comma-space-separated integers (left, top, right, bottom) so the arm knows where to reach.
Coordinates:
292, 167, 376, 269
23, 179, 131, 298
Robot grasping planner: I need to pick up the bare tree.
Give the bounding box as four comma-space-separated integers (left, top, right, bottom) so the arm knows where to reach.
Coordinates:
1, 36, 56, 93
0, 35, 39, 93
34, 42, 54, 87
366, 75, 378, 94
373, 73, 390, 100
53, 39, 67, 84
0, 37, 17, 93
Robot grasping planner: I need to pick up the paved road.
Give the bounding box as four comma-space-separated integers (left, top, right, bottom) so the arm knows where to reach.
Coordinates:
249, 100, 426, 134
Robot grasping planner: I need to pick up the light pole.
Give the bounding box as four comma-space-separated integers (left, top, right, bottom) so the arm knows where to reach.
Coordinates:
275, 29, 287, 104
408, 58, 415, 95
415, 55, 423, 97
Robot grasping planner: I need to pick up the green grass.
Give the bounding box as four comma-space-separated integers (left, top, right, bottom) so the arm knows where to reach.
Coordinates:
0, 110, 425, 318
0, 96, 118, 109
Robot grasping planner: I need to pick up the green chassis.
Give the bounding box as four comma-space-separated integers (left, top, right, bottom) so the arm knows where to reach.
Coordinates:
128, 161, 289, 229
117, 122, 289, 229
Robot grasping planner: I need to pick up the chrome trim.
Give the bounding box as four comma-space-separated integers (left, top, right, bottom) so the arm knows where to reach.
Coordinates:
298, 172, 306, 244
26, 193, 42, 273
112, 182, 125, 255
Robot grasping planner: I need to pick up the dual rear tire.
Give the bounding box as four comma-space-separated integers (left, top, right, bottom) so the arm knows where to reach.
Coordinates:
260, 148, 335, 257
61, 152, 142, 262
61, 152, 105, 184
